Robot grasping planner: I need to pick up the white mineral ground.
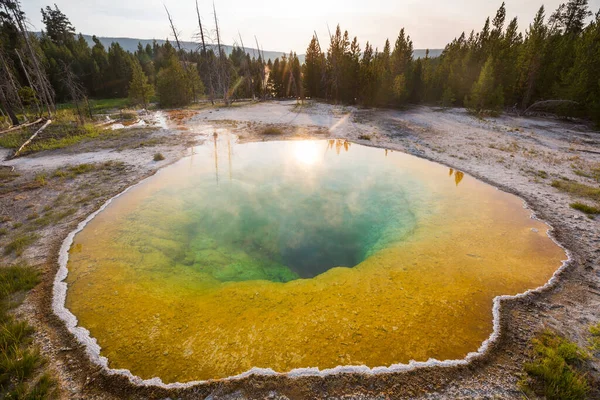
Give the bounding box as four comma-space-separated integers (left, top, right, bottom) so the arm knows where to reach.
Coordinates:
2, 100, 599, 399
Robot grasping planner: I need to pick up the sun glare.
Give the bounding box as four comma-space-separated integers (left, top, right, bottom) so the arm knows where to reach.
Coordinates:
293, 141, 320, 165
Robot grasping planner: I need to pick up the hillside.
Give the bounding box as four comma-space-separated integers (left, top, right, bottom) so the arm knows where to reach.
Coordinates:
77, 34, 442, 63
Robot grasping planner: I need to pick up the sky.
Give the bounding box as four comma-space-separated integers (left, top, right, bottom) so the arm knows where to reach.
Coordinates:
22, 0, 600, 53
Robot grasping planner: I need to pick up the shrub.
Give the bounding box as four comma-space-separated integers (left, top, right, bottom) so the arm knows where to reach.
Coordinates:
570, 202, 600, 214
156, 55, 203, 108
261, 127, 283, 135
153, 153, 165, 162
520, 330, 590, 400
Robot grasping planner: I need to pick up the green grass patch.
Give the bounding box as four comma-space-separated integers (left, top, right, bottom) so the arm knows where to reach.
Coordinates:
551, 179, 600, 203
4, 234, 39, 257
261, 127, 283, 135
53, 163, 95, 179
573, 164, 600, 183
32, 207, 77, 229
590, 323, 600, 353
153, 153, 165, 161
570, 202, 600, 215
0, 265, 55, 398
0, 265, 39, 299
57, 97, 130, 114
520, 330, 590, 400
0, 123, 107, 156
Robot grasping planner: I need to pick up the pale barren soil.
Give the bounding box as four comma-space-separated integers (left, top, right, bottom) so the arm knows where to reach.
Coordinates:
1, 100, 599, 399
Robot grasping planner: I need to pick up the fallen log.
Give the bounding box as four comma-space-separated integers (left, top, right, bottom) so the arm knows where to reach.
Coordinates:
0, 118, 44, 135
522, 99, 580, 116
13, 119, 51, 158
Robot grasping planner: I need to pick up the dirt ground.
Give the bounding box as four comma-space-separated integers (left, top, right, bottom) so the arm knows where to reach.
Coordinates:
1, 100, 599, 399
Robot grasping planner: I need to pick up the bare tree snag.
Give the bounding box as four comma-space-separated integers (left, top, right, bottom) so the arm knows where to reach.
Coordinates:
0, 86, 19, 126
238, 32, 254, 99
165, 5, 197, 102
195, 0, 207, 53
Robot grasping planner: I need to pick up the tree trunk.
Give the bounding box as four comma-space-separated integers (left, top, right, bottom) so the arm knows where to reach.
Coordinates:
0, 86, 19, 126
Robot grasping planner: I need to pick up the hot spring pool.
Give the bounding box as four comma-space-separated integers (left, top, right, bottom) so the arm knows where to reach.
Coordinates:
58, 137, 565, 383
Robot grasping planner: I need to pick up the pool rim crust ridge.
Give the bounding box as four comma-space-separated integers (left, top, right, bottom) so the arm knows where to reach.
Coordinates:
51, 139, 573, 389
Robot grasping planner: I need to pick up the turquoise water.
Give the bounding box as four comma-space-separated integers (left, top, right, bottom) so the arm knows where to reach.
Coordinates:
120, 139, 425, 283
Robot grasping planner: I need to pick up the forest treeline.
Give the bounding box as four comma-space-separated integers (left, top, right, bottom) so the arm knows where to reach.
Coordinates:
0, 0, 599, 125
303, 0, 599, 121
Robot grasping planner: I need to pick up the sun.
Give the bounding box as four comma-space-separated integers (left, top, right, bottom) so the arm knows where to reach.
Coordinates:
293, 141, 320, 165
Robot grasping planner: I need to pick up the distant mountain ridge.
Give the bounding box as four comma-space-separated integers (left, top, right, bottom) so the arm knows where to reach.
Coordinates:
75, 34, 443, 63
77, 34, 295, 63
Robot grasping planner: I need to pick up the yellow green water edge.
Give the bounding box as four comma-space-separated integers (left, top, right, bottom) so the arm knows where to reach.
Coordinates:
52, 140, 569, 388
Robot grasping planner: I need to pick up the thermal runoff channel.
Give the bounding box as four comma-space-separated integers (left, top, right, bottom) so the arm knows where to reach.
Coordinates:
63, 138, 565, 383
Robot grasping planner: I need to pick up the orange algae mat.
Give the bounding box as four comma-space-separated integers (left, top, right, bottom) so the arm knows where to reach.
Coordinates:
64, 139, 565, 383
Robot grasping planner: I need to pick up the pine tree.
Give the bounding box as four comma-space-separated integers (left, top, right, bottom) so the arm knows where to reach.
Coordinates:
466, 56, 504, 113
303, 35, 324, 99
517, 6, 547, 108
156, 55, 191, 107
390, 29, 413, 104
41, 4, 75, 45
128, 59, 154, 109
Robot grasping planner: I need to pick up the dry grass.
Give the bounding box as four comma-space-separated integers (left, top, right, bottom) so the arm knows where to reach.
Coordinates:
261, 127, 283, 135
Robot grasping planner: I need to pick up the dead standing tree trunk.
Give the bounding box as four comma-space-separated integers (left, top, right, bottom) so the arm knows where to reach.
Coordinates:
61, 62, 90, 123
10, 2, 55, 116
213, 2, 229, 105
165, 5, 198, 103
238, 33, 255, 99
255, 36, 267, 100
13, 50, 41, 116
0, 86, 19, 126
0, 49, 28, 119
196, 0, 215, 105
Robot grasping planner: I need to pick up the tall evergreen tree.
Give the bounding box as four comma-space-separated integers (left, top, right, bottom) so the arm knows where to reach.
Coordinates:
128, 58, 154, 109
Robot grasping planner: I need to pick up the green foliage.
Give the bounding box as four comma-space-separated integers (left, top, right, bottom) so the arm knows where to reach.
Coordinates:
590, 322, 600, 352
156, 56, 194, 107
303, 36, 325, 98
0, 265, 55, 399
0, 122, 104, 155
0, 266, 39, 299
392, 74, 408, 103
267, 52, 302, 99
4, 234, 39, 256
441, 87, 456, 107
128, 59, 154, 109
153, 153, 165, 161
552, 179, 600, 202
465, 56, 504, 113
570, 202, 600, 214
41, 4, 75, 45
2, 0, 599, 125
520, 330, 590, 400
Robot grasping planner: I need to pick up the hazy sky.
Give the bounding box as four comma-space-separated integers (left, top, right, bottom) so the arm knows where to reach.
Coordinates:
22, 0, 600, 53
